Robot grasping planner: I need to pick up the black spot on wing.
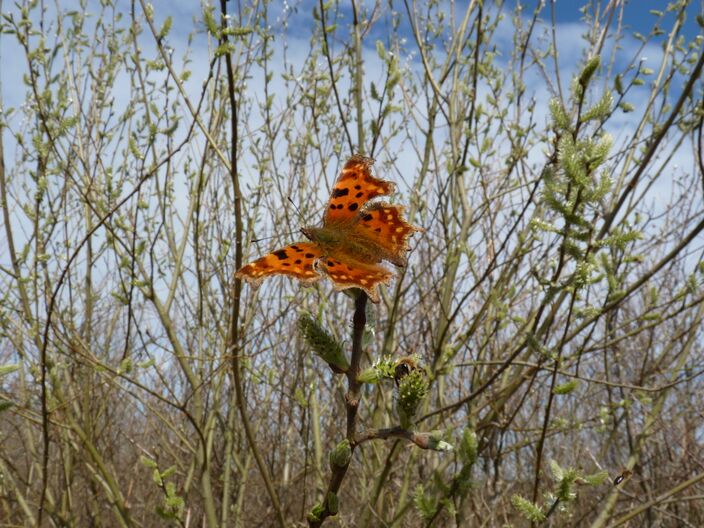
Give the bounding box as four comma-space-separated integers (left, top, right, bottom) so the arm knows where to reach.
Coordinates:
348, 203, 359, 211
331, 188, 349, 198
305, 253, 315, 258
362, 214, 373, 221
274, 250, 288, 260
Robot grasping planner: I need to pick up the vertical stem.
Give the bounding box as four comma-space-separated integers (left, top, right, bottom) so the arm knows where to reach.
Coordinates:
346, 292, 368, 439
351, 0, 365, 154
309, 292, 368, 527
219, 2, 286, 526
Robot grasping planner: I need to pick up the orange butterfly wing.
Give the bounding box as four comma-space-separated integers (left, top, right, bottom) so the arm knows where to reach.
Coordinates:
353, 202, 421, 267
317, 254, 393, 304
323, 155, 395, 225
237, 156, 421, 303
235, 242, 322, 285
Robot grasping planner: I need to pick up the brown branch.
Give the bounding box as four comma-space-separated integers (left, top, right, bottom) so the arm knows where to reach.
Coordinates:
309, 292, 367, 528
354, 427, 443, 451
218, 1, 286, 527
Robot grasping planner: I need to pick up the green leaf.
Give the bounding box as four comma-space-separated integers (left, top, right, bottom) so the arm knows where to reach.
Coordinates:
582, 91, 613, 121
550, 459, 565, 481
375, 39, 386, 60
614, 73, 624, 95
307, 503, 325, 522
161, 465, 177, 479
140, 456, 158, 469
511, 495, 546, 522
294, 387, 308, 408
370, 81, 380, 101
231, 26, 252, 36
158, 16, 172, 38
549, 98, 571, 131
0, 364, 19, 377
459, 427, 478, 465
578, 55, 600, 88
202, 5, 218, 35
584, 470, 609, 486
298, 314, 348, 373
554, 380, 579, 395
413, 485, 437, 521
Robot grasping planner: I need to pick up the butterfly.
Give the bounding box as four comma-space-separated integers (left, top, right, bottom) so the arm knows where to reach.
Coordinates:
236, 155, 421, 303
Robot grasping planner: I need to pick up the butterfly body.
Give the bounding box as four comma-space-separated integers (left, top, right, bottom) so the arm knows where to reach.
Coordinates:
237, 156, 420, 303
302, 225, 387, 265
301, 226, 344, 247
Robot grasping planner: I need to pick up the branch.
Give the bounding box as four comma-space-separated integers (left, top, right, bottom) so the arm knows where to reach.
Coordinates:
308, 292, 367, 527
354, 427, 450, 451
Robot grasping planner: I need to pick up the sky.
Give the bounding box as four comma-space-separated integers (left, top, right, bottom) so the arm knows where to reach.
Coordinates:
0, 0, 702, 373
1, 0, 702, 257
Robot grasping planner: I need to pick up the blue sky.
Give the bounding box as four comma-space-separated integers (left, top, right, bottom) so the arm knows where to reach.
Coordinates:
1, 0, 701, 225
513, 0, 702, 35
1, 0, 702, 327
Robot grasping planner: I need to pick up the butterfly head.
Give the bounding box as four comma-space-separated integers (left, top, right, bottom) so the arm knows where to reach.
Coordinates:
301, 226, 339, 246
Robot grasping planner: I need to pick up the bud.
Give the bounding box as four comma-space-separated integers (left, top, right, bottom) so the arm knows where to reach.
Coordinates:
412, 430, 454, 452
357, 355, 396, 384
578, 55, 600, 88
326, 492, 339, 515
426, 430, 453, 452
298, 314, 349, 373
357, 366, 381, 384
397, 366, 429, 429
459, 427, 478, 465
307, 503, 324, 522
329, 439, 352, 469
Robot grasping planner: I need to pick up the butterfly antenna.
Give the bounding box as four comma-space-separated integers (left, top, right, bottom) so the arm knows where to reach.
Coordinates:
251, 231, 298, 243
287, 197, 305, 221
250, 198, 305, 243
